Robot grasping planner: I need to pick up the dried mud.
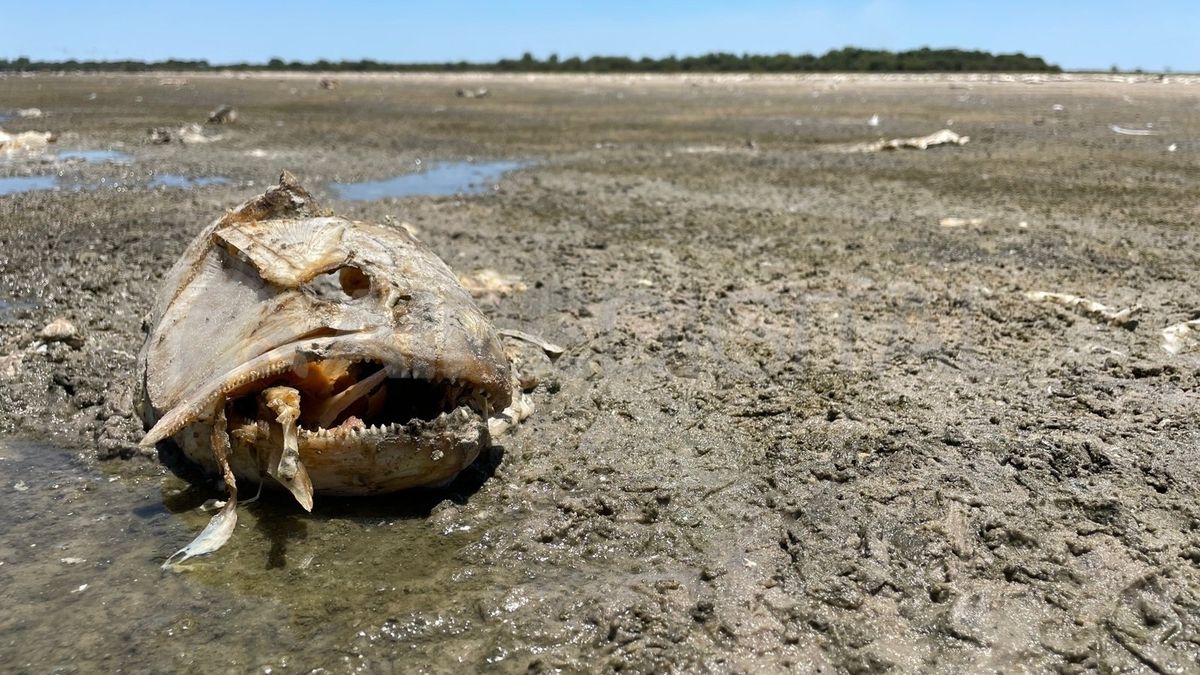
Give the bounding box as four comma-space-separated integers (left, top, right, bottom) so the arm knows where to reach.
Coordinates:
1, 73, 1199, 672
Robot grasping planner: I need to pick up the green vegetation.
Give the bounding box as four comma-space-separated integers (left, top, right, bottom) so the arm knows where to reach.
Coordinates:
0, 48, 1059, 73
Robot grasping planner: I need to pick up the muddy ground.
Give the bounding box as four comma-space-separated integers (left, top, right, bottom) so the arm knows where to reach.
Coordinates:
1, 72, 1199, 672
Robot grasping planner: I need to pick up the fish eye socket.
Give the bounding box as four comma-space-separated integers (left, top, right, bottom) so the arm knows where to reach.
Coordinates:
303, 264, 372, 302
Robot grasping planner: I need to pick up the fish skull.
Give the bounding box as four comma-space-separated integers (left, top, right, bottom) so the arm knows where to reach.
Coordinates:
135, 172, 514, 501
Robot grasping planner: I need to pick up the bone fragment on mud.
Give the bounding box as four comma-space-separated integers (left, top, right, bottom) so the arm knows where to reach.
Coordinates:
459, 269, 528, 303
1024, 291, 1142, 327
849, 128, 969, 153
163, 408, 238, 568
498, 328, 565, 358
939, 217, 984, 228
1162, 319, 1200, 355
1109, 124, 1159, 136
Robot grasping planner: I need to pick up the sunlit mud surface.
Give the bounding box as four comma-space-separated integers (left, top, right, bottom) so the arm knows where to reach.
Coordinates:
0, 72, 1199, 672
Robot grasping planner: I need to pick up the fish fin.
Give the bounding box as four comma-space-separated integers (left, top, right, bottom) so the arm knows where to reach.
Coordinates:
163, 406, 238, 568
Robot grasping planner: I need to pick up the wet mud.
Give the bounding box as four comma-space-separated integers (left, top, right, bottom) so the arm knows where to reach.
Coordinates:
1, 72, 1199, 672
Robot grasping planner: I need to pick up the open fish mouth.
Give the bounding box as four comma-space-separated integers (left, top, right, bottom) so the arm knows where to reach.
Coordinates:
227, 356, 492, 438
142, 331, 508, 498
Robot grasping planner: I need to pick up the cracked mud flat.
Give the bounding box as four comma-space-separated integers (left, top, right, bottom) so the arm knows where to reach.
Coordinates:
1, 72, 1199, 672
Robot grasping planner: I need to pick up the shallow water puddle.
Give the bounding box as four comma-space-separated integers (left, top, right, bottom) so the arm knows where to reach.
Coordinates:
332, 160, 530, 200
148, 174, 230, 189
0, 173, 231, 196
0, 175, 57, 196
0, 438, 498, 669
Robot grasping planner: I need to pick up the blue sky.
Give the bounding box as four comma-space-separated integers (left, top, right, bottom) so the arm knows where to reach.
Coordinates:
4, 1, 1197, 71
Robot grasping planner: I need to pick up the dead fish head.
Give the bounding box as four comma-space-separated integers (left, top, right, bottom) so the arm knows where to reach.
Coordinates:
136, 172, 512, 498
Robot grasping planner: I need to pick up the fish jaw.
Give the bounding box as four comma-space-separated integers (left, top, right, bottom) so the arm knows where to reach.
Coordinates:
176, 405, 489, 496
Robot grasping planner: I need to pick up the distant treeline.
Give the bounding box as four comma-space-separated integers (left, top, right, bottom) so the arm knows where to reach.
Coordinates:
0, 48, 1060, 74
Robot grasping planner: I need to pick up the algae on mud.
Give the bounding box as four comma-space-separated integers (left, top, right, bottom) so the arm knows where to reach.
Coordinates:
0, 72, 1199, 672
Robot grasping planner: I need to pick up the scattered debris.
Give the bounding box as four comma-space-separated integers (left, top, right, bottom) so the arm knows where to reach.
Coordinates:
459, 269, 527, 303
487, 392, 534, 438
147, 124, 221, 145
1024, 291, 1142, 327
206, 104, 237, 125
319, 78, 340, 90
456, 87, 491, 99
499, 328, 565, 359
60, 557, 85, 565
0, 128, 56, 157
0, 353, 21, 380
1051, 104, 1065, 112
1168, 143, 1178, 152
16, 108, 43, 118
939, 217, 984, 228
1109, 124, 1159, 136
158, 78, 188, 87
850, 129, 969, 152
39, 317, 83, 347
13, 481, 28, 492
1162, 319, 1200, 355
868, 114, 880, 127
71, 584, 89, 594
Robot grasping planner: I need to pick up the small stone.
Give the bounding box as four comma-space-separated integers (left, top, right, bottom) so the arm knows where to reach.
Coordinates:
39, 318, 82, 347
